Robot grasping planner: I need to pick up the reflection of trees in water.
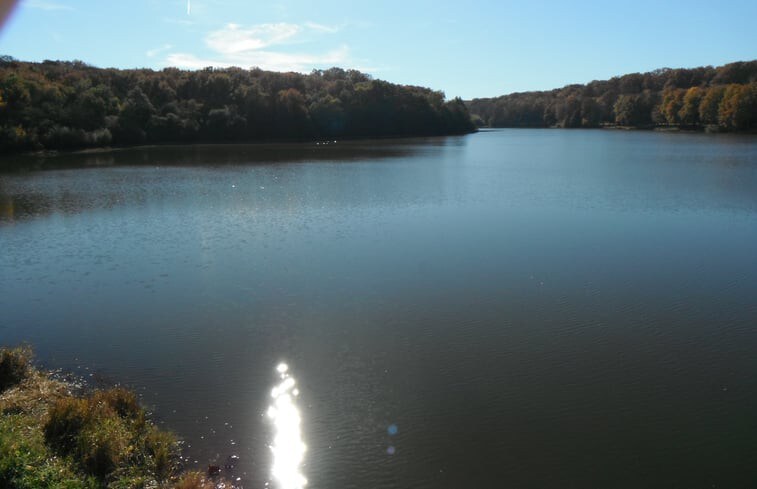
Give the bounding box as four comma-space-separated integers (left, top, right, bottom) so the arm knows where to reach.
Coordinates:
0, 137, 466, 221
0, 188, 106, 221
4, 140, 431, 171
0, 193, 13, 220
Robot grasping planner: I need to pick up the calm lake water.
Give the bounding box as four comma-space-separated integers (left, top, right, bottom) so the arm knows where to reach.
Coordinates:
2, 129, 757, 489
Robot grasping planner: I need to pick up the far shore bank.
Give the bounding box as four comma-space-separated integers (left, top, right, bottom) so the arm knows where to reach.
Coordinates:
475, 124, 757, 134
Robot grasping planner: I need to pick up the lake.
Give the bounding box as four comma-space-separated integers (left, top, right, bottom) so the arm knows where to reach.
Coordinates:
2, 129, 757, 489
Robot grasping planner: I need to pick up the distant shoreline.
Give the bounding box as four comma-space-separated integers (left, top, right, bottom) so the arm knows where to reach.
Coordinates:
0, 58, 477, 159
474, 124, 757, 134
467, 60, 756, 133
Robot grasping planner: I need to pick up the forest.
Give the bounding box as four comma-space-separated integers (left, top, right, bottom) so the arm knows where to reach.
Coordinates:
0, 57, 475, 154
467, 60, 757, 131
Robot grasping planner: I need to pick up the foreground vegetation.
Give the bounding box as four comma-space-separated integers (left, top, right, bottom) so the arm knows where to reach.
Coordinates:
0, 346, 222, 489
468, 60, 757, 131
0, 57, 475, 155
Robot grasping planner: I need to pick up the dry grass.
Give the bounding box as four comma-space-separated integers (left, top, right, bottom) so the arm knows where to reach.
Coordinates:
0, 345, 34, 392
0, 345, 239, 489
0, 357, 73, 420
173, 471, 220, 489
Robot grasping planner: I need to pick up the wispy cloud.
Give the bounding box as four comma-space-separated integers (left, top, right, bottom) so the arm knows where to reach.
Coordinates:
166, 45, 350, 72
163, 21, 353, 72
22, 0, 73, 11
303, 22, 340, 34
146, 44, 174, 58
206, 23, 301, 54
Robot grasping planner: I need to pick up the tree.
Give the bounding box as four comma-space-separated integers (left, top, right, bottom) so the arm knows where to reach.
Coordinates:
309, 95, 345, 137
614, 94, 653, 126
660, 88, 685, 124
114, 87, 155, 143
718, 83, 757, 130
698, 86, 725, 125
678, 87, 703, 126
66, 86, 108, 130
275, 88, 311, 137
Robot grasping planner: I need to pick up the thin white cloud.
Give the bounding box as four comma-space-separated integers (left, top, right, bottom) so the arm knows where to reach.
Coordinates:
165, 53, 234, 69
303, 22, 340, 34
146, 44, 174, 58
166, 45, 350, 72
206, 23, 301, 54
162, 21, 354, 72
23, 0, 73, 11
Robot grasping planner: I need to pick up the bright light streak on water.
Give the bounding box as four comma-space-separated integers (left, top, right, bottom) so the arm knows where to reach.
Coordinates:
267, 363, 307, 489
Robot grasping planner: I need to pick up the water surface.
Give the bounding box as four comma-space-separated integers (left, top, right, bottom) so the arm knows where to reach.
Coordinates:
2, 130, 757, 489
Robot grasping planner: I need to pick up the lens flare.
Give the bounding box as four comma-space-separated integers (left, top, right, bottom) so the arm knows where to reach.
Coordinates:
267, 363, 307, 489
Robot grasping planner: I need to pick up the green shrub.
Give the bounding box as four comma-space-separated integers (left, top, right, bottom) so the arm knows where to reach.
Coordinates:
44, 396, 91, 452
77, 416, 131, 479
92, 387, 141, 420
4, 358, 183, 487
43, 387, 181, 482
144, 427, 178, 481
1, 414, 99, 489
45, 394, 134, 480
108, 472, 154, 489
0, 345, 32, 391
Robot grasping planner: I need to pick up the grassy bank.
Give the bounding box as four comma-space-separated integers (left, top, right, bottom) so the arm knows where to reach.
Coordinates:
0, 346, 222, 489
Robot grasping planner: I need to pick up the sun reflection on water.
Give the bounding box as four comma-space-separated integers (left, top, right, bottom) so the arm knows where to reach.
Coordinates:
267, 363, 307, 489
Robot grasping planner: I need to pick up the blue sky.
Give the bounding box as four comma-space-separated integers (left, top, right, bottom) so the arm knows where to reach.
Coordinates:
0, 0, 755, 99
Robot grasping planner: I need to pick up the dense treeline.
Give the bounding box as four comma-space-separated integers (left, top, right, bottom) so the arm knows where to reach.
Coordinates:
468, 61, 757, 131
0, 56, 475, 154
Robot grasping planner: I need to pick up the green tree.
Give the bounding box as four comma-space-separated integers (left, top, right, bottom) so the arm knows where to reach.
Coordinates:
275, 88, 311, 137
115, 87, 155, 143
309, 95, 345, 137
66, 86, 108, 130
